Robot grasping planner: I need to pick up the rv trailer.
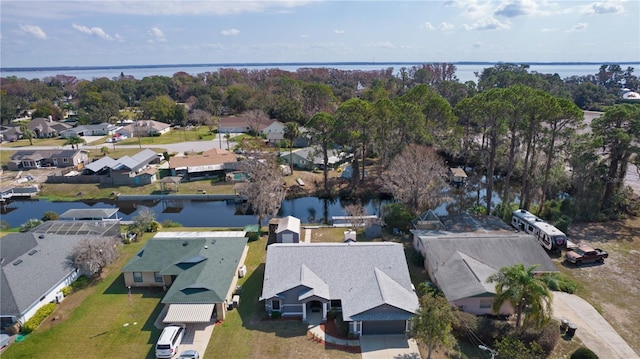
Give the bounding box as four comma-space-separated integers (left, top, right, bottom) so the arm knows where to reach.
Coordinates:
511, 209, 544, 234
532, 221, 567, 252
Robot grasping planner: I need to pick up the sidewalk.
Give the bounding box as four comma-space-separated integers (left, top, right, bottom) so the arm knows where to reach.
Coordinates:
552, 291, 639, 359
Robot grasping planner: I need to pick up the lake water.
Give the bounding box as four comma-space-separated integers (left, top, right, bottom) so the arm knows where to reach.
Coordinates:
2, 62, 633, 84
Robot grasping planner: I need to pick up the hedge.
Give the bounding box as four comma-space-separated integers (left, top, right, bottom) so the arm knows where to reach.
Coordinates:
22, 303, 57, 334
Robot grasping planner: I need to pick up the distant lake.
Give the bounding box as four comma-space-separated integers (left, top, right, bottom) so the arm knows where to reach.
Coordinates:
3, 62, 636, 84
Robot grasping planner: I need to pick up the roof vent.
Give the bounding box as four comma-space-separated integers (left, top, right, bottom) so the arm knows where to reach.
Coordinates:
28, 250, 38, 256
204, 245, 208, 249
39, 234, 45, 239
182, 241, 189, 246
211, 239, 216, 245
13, 259, 23, 266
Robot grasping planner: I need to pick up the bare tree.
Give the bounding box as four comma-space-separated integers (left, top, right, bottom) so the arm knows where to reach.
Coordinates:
381, 144, 448, 214
236, 154, 286, 228
343, 203, 373, 230
68, 237, 120, 276
245, 109, 269, 135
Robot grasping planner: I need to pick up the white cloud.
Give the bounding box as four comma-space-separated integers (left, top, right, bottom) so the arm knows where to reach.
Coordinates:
460, 17, 510, 31
334, 29, 345, 34
19, 24, 47, 39
494, 0, 539, 18
149, 27, 165, 41
567, 23, 588, 32
421, 22, 435, 30
72, 23, 114, 41
300, 34, 309, 38
439, 22, 456, 31
582, 1, 625, 14
221, 28, 240, 36
540, 27, 559, 33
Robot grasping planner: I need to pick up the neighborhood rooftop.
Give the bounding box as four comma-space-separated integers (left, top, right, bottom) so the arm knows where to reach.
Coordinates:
59, 208, 120, 220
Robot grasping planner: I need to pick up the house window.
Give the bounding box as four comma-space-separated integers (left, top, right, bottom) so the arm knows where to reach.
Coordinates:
154, 272, 163, 283
133, 272, 143, 282
271, 299, 281, 311
480, 299, 492, 309
330, 300, 342, 309
63, 158, 68, 163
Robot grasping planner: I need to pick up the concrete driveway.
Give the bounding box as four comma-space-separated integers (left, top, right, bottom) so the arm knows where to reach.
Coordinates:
177, 322, 215, 358
552, 291, 639, 359
360, 335, 421, 359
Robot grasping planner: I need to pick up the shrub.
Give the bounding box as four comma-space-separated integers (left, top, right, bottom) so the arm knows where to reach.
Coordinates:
381, 203, 413, 232
270, 311, 281, 319
495, 335, 545, 359
61, 286, 72, 296
41, 211, 60, 221
161, 219, 183, 228
22, 303, 56, 334
476, 316, 512, 346
411, 249, 425, 267
520, 321, 560, 356
542, 273, 578, 294
335, 313, 349, 337
20, 218, 42, 232
451, 310, 478, 338
71, 275, 90, 291
571, 347, 599, 359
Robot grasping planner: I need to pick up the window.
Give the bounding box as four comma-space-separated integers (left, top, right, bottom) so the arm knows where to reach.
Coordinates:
133, 272, 143, 282
63, 158, 68, 163
479, 299, 492, 309
330, 300, 342, 308
154, 272, 163, 283
271, 299, 281, 311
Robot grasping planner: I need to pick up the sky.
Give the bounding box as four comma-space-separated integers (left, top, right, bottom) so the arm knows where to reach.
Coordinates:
1, 0, 639, 68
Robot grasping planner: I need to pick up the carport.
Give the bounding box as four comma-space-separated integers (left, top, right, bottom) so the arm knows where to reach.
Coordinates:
163, 304, 215, 323
361, 320, 407, 335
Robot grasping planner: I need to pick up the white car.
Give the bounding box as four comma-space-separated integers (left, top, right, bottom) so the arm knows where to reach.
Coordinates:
155, 323, 186, 358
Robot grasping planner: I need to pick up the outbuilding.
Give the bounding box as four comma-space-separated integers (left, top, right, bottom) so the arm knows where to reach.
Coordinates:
275, 216, 301, 243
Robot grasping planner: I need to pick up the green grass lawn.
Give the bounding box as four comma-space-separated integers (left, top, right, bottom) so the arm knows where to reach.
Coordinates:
2, 234, 163, 359
116, 128, 215, 148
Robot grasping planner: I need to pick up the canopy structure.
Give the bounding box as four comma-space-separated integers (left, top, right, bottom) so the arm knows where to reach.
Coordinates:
162, 304, 215, 323
159, 176, 182, 192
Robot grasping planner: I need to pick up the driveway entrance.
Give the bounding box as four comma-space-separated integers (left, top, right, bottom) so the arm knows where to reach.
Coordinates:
360, 335, 421, 359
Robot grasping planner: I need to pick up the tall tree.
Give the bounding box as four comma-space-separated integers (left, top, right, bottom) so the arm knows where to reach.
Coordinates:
412, 294, 457, 359
302, 83, 336, 119
381, 144, 448, 214
334, 98, 372, 188
591, 103, 640, 209
487, 264, 553, 332
236, 155, 286, 228
307, 112, 337, 195
283, 121, 300, 172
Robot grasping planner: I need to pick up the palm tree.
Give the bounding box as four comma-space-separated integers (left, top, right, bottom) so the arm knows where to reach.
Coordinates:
64, 135, 86, 150
19, 123, 35, 146
487, 264, 552, 332
283, 122, 300, 172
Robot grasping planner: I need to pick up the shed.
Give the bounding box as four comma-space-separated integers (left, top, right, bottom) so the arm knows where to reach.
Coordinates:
275, 216, 301, 243
449, 167, 467, 185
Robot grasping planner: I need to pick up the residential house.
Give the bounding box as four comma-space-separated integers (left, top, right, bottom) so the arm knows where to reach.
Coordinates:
275, 216, 301, 243
169, 148, 237, 180
411, 231, 558, 315
260, 121, 309, 147
117, 120, 171, 138
79, 149, 159, 185
260, 242, 419, 335
59, 123, 119, 138
0, 218, 121, 327
122, 232, 249, 323
27, 117, 72, 138
279, 147, 348, 170
218, 116, 273, 134
7, 149, 89, 170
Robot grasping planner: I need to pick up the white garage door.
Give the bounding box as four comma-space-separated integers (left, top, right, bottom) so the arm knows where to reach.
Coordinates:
282, 233, 294, 243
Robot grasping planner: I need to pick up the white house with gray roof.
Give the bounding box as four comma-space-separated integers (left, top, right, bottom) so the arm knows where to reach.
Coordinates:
260, 242, 419, 336
412, 231, 559, 315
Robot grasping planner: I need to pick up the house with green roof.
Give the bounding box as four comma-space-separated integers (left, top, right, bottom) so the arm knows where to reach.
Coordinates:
122, 232, 248, 323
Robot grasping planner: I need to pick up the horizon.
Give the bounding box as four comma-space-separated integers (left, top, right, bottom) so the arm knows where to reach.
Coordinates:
3, 60, 640, 73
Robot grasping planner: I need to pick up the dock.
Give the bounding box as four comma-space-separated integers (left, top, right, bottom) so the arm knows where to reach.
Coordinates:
0, 185, 40, 202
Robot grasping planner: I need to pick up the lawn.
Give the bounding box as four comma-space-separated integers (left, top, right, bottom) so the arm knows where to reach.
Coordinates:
116, 127, 216, 148
2, 233, 164, 359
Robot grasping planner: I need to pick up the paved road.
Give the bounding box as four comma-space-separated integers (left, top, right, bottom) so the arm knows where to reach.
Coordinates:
552, 291, 639, 359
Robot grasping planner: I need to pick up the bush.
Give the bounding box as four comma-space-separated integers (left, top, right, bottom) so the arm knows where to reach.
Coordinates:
571, 347, 599, 359
542, 273, 578, 294
20, 218, 42, 232
41, 211, 60, 221
335, 313, 349, 337
270, 311, 281, 319
382, 203, 413, 232
71, 275, 90, 291
476, 316, 512, 346
521, 321, 560, 356
451, 310, 478, 338
61, 286, 72, 296
495, 335, 545, 359
411, 249, 425, 267
22, 303, 56, 334
161, 219, 183, 228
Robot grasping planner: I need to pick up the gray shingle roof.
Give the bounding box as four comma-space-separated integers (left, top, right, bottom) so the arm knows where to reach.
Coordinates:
415, 232, 558, 302
276, 216, 300, 234
261, 243, 419, 321
1, 230, 117, 318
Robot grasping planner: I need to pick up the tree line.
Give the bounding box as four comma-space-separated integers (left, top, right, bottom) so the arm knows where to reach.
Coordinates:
2, 63, 640, 221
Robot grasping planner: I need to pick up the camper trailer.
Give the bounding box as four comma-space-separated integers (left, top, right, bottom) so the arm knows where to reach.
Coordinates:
532, 221, 567, 252
511, 209, 544, 234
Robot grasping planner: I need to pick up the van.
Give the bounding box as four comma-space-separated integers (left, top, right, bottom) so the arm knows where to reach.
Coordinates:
155, 323, 186, 358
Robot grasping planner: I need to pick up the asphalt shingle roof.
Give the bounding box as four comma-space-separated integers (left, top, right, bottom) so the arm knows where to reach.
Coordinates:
261, 243, 419, 321
122, 235, 248, 304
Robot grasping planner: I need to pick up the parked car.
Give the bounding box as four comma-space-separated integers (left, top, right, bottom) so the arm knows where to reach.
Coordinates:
565, 245, 608, 265
178, 350, 200, 359
155, 323, 186, 358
